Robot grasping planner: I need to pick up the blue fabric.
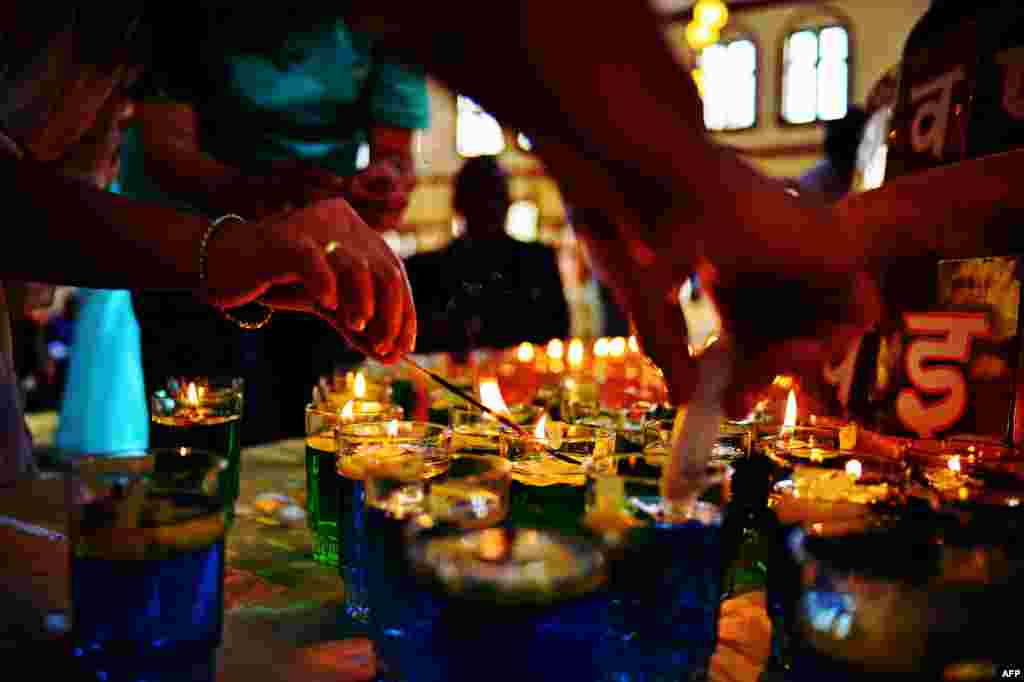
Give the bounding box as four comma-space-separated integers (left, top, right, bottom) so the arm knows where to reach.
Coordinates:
121, 18, 430, 187
55, 289, 149, 455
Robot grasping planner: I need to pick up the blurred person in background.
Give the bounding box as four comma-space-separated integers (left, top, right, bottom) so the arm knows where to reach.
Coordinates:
798, 106, 870, 204
404, 155, 571, 353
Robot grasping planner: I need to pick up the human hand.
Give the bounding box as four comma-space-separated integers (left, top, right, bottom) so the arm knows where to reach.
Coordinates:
542, 140, 879, 419
344, 155, 416, 231
202, 198, 416, 364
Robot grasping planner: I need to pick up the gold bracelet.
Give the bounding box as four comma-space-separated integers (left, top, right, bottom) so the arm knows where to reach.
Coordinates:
200, 213, 274, 330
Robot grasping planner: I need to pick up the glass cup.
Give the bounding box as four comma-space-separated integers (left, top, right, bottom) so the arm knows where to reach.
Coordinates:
66, 449, 228, 682
426, 454, 512, 529
644, 417, 750, 465
304, 402, 403, 567
448, 408, 512, 457
583, 452, 725, 680
570, 404, 649, 453
150, 377, 243, 524
336, 421, 449, 624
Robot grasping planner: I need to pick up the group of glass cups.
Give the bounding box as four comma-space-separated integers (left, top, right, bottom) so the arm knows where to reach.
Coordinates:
760, 424, 1024, 679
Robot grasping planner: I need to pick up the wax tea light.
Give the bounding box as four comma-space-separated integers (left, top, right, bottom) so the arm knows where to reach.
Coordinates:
643, 417, 747, 464
409, 526, 606, 606
508, 419, 614, 481
770, 454, 906, 530
304, 401, 403, 567
905, 441, 1024, 508
150, 377, 244, 523
572, 403, 651, 453
337, 420, 449, 623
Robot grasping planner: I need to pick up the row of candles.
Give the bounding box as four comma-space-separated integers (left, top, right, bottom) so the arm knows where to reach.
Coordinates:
162, 342, 1024, 520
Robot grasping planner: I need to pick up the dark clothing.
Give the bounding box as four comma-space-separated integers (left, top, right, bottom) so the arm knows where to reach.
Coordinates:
404, 237, 570, 353
131, 292, 356, 445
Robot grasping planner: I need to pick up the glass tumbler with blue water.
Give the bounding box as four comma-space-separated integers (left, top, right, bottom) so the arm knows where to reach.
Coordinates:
66, 449, 228, 682
583, 451, 728, 682
336, 421, 449, 626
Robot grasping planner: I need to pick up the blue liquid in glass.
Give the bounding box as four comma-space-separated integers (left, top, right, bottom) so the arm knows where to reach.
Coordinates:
70, 491, 225, 682
597, 507, 724, 681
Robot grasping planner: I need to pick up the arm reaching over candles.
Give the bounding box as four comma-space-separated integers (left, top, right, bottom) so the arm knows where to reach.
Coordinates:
338, 0, 883, 412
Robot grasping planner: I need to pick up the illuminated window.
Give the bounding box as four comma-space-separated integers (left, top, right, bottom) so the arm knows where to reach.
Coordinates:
506, 200, 539, 242
456, 95, 505, 157
700, 38, 757, 131
781, 25, 850, 124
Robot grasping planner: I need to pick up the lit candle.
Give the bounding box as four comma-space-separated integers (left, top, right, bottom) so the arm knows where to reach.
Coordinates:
567, 338, 585, 373
845, 459, 862, 480
546, 339, 565, 374
781, 389, 798, 440
517, 342, 535, 363
609, 337, 627, 360
593, 338, 610, 383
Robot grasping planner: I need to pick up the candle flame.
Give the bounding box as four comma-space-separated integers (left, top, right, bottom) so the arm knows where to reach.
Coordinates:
479, 378, 511, 416
594, 338, 610, 358
186, 382, 199, 406
354, 372, 366, 399
628, 335, 639, 353
547, 338, 564, 361
517, 342, 535, 363
568, 338, 584, 369
341, 400, 355, 420
773, 375, 794, 390
610, 337, 627, 358
534, 413, 548, 439
783, 390, 797, 429
845, 459, 862, 480
386, 420, 399, 437
179, 447, 189, 456
948, 455, 962, 473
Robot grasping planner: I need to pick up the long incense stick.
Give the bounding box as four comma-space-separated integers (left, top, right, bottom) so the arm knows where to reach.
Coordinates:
402, 356, 528, 435
401, 356, 581, 466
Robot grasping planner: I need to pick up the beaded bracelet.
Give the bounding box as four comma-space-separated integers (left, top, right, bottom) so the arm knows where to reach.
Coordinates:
200, 213, 274, 330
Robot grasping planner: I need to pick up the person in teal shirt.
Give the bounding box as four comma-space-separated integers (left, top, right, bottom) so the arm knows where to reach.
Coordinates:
122, 9, 430, 444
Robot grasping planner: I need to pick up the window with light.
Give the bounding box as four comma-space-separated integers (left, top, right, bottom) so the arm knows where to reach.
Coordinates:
700, 38, 758, 131
456, 95, 505, 157
781, 25, 850, 124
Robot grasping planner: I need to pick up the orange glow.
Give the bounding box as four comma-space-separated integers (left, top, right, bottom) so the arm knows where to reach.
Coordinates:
694, 0, 729, 30
547, 339, 564, 361
479, 379, 511, 416
341, 400, 355, 421
594, 338, 610, 358
628, 336, 640, 353
534, 413, 548, 439
948, 455, 962, 473
354, 372, 366, 399
610, 337, 627, 358
845, 459, 862, 480
186, 382, 199, 406
517, 342, 535, 363
386, 420, 399, 438
568, 339, 584, 369
773, 375, 795, 390
783, 390, 798, 429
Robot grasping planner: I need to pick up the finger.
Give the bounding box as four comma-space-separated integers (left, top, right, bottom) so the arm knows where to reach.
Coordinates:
287, 237, 337, 312
363, 262, 404, 359
326, 248, 374, 332
378, 273, 418, 363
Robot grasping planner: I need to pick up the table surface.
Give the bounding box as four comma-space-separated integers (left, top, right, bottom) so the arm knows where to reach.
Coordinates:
0, 432, 771, 682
